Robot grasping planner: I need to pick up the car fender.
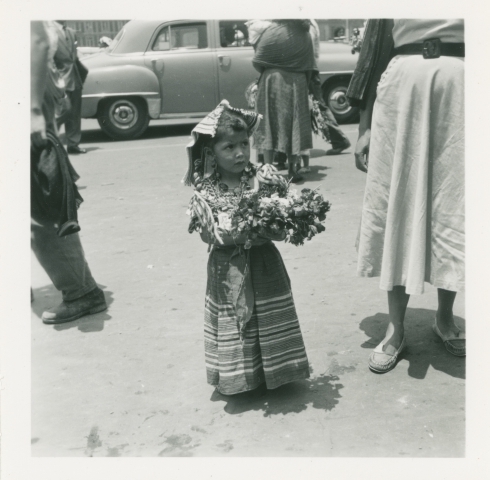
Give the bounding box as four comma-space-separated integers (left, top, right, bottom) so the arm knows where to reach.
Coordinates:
316, 43, 358, 83
81, 65, 161, 118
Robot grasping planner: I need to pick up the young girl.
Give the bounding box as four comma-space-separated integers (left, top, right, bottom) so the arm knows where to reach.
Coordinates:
184, 100, 310, 395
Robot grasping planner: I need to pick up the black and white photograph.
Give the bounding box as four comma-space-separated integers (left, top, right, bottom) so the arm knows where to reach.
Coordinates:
1, 0, 489, 478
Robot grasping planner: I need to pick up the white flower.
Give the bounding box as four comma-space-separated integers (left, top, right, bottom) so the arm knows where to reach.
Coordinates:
217, 212, 232, 230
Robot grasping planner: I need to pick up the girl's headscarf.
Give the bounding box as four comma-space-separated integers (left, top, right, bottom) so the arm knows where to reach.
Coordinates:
182, 100, 262, 186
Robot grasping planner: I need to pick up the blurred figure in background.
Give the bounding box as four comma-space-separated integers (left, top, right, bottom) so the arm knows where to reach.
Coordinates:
308, 19, 351, 157
54, 20, 88, 154
31, 21, 106, 324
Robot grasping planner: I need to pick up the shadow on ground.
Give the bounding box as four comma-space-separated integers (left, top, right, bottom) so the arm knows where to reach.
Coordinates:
281, 165, 331, 186
359, 308, 466, 380
79, 123, 196, 144
210, 374, 343, 417
31, 283, 114, 333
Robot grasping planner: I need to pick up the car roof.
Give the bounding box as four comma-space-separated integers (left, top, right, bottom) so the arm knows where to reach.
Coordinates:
110, 20, 171, 54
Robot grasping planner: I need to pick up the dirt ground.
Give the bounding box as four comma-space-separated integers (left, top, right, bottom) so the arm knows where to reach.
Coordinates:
30, 122, 465, 458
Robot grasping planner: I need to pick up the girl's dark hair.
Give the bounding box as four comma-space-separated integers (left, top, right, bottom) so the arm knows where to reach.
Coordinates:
204, 110, 250, 148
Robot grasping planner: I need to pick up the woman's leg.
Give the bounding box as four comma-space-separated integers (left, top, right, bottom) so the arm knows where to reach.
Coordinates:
382, 285, 410, 354
299, 151, 311, 173
436, 289, 460, 335
263, 149, 274, 165
287, 154, 303, 181
434, 289, 465, 354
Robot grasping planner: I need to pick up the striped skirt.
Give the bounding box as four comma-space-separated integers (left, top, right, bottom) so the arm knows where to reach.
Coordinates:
204, 242, 310, 395
253, 68, 313, 155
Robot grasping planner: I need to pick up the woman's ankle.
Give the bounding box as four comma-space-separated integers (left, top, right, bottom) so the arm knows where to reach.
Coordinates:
436, 311, 458, 332
382, 322, 404, 347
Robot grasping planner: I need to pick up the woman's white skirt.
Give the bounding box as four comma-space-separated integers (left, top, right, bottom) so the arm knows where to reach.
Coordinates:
357, 54, 465, 295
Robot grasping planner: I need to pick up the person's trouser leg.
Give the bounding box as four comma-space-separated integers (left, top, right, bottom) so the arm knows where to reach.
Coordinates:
323, 107, 350, 150
31, 216, 97, 301
64, 87, 82, 148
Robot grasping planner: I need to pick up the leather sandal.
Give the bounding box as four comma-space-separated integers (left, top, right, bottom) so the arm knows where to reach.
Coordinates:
432, 322, 466, 357
368, 336, 406, 373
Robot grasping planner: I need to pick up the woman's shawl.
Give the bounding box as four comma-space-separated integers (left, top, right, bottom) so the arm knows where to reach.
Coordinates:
252, 21, 317, 73
346, 19, 395, 108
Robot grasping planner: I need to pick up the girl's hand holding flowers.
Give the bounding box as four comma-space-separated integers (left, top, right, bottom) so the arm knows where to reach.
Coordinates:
256, 164, 288, 188
188, 167, 331, 248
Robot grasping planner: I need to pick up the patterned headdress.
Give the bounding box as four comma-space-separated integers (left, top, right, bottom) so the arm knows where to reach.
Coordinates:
182, 99, 262, 186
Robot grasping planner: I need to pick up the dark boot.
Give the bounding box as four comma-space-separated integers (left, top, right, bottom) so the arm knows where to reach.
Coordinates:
42, 287, 107, 324
326, 138, 351, 156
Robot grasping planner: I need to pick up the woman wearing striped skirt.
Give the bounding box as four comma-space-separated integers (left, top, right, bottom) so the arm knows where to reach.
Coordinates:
204, 242, 310, 395
252, 20, 316, 183
184, 101, 310, 395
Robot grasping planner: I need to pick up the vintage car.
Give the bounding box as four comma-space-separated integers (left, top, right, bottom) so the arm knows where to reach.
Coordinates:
81, 20, 359, 140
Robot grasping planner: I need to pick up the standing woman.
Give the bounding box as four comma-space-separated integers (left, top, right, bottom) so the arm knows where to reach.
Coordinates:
252, 20, 316, 182
347, 19, 465, 372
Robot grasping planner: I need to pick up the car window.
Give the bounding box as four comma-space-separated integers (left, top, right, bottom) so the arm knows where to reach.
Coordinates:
106, 27, 124, 53
218, 21, 251, 47
152, 23, 208, 51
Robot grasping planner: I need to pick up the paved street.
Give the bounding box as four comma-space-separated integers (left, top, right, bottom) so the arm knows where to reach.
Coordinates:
31, 118, 465, 457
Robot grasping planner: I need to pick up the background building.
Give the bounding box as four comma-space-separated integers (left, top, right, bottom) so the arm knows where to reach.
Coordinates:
66, 21, 128, 46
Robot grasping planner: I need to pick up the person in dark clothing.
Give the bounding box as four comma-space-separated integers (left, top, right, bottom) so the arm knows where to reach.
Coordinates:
252, 20, 316, 182
31, 21, 106, 324
309, 20, 351, 156
54, 21, 88, 154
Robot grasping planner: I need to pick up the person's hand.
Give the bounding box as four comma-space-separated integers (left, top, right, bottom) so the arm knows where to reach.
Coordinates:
355, 128, 371, 173
256, 164, 288, 187
31, 108, 47, 150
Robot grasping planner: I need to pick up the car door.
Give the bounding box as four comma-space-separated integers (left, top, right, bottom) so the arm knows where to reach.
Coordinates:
144, 21, 218, 116
214, 20, 258, 109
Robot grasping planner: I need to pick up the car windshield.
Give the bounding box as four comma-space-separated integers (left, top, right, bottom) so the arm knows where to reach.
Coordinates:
107, 21, 162, 54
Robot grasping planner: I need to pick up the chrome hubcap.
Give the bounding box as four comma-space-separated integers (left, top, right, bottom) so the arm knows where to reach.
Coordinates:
110, 101, 138, 129
329, 87, 350, 115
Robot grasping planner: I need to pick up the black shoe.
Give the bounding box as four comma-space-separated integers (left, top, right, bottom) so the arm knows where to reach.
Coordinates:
288, 174, 304, 183
326, 139, 351, 156
42, 287, 107, 324
67, 146, 87, 154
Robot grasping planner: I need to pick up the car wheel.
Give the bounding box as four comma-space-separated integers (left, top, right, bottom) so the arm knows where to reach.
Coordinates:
97, 97, 150, 140
323, 79, 359, 124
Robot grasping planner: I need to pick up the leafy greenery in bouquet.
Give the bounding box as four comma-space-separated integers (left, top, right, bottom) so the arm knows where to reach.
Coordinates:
231, 183, 331, 248
188, 175, 331, 248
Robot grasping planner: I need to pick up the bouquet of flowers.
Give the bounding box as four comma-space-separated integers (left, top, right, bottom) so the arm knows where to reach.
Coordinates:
187, 167, 331, 248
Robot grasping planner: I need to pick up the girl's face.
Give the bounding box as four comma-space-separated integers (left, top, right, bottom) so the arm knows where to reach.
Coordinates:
208, 129, 250, 176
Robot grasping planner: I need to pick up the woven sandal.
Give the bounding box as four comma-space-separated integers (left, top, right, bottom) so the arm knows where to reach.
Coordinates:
432, 322, 466, 357
368, 336, 406, 374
